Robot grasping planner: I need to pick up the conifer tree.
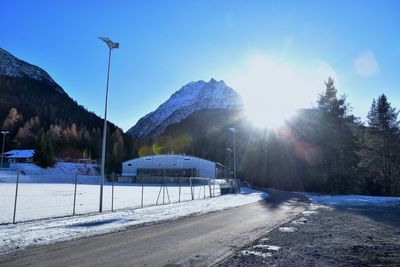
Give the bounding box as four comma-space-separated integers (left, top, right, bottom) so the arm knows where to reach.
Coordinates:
316, 77, 360, 193
363, 94, 399, 194
33, 133, 55, 168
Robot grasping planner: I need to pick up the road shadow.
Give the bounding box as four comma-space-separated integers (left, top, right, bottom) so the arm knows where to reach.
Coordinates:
69, 218, 122, 228
301, 192, 400, 228
247, 187, 400, 229
252, 187, 310, 210
328, 202, 400, 228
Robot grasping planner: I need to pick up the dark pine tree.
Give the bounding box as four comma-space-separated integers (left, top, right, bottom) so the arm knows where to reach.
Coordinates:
362, 94, 399, 195
33, 133, 55, 168
315, 77, 360, 193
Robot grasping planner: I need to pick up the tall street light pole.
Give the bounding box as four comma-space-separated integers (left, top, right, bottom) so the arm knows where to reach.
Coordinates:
1, 131, 10, 169
98, 37, 119, 212
229, 128, 239, 193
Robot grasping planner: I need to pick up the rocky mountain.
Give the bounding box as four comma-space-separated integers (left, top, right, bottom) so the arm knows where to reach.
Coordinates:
0, 48, 65, 94
127, 78, 243, 138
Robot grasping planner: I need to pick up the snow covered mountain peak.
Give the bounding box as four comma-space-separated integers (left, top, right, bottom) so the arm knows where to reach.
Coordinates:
127, 79, 243, 138
0, 48, 65, 94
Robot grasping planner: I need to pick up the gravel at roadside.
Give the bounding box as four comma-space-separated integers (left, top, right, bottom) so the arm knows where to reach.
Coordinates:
218, 200, 400, 266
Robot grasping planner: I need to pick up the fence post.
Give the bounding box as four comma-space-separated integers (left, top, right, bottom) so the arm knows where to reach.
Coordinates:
213, 179, 216, 197
178, 177, 181, 203
166, 183, 171, 203
73, 171, 78, 216
203, 178, 206, 199
163, 184, 165, 205
190, 177, 194, 200
111, 172, 115, 212
209, 179, 212, 198
12, 170, 20, 224
141, 175, 144, 208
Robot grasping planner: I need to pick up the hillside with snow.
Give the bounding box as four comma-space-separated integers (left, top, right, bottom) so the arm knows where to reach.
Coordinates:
0, 162, 100, 184
127, 79, 243, 138
0, 48, 65, 94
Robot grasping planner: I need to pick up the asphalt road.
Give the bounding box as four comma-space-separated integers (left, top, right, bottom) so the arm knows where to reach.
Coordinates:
0, 190, 308, 267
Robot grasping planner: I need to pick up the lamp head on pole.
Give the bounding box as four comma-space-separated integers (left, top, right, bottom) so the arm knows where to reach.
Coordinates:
1, 131, 10, 135
98, 37, 120, 49
226, 148, 232, 152
228, 127, 238, 134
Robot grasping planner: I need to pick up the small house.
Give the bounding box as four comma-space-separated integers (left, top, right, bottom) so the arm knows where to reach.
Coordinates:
4, 149, 35, 163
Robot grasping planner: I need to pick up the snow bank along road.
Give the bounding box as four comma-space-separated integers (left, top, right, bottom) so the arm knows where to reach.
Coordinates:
0, 189, 308, 266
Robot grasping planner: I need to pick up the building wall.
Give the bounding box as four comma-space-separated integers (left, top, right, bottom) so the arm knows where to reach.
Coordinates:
122, 155, 218, 179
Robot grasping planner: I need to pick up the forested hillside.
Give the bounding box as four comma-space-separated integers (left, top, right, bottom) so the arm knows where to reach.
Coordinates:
0, 75, 134, 171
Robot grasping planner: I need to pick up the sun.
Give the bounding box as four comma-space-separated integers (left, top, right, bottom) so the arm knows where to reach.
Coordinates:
243, 99, 294, 129
225, 53, 335, 129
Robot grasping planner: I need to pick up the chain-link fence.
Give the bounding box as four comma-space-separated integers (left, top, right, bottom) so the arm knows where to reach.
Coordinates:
0, 170, 227, 224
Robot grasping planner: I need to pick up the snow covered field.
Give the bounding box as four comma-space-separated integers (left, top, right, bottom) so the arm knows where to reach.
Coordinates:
0, 183, 221, 224
0, 163, 100, 184
0, 188, 267, 255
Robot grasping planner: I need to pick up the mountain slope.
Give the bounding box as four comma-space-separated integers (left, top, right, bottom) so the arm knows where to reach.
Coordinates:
0, 48, 118, 159
127, 79, 243, 138
0, 48, 65, 94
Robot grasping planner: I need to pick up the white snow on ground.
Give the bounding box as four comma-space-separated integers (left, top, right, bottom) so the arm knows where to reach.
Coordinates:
304, 193, 400, 206
6, 162, 99, 176
291, 217, 308, 225
299, 202, 333, 217
278, 227, 297, 232
0, 163, 100, 183
301, 210, 318, 216
0, 188, 267, 255
241, 250, 272, 258
253, 244, 281, 251
0, 183, 221, 224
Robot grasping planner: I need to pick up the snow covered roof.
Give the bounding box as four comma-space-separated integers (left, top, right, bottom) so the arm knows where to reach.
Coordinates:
123, 154, 211, 164
4, 149, 35, 159
3, 150, 19, 155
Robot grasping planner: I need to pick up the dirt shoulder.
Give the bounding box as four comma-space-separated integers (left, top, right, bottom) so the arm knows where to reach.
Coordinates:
218, 197, 400, 267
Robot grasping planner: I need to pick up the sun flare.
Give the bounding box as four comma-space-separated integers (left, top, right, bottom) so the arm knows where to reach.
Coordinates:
226, 54, 336, 129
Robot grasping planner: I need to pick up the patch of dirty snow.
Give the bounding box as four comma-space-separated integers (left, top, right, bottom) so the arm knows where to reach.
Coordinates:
279, 227, 297, 232
241, 250, 272, 258
253, 244, 281, 251
291, 217, 308, 225
302, 210, 318, 216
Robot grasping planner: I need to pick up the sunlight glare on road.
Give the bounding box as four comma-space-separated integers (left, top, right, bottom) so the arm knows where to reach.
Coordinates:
226, 54, 336, 129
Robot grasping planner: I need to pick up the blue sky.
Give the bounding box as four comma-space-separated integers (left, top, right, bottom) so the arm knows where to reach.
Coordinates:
2, 0, 400, 130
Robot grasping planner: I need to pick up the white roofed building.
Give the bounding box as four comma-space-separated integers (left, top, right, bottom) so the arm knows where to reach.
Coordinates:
4, 149, 35, 163
122, 154, 225, 180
